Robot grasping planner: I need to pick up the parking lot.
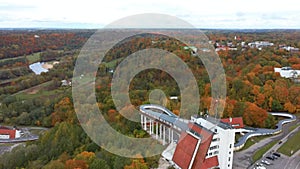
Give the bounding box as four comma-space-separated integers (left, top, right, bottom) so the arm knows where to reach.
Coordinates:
252, 151, 300, 169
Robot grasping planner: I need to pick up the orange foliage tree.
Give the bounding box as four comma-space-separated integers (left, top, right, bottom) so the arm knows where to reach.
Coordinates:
243, 102, 268, 127
65, 159, 88, 169
124, 154, 148, 169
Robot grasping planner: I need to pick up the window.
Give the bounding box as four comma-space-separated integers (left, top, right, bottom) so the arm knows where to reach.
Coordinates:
209, 152, 212, 156
229, 151, 231, 154
212, 138, 220, 142
214, 151, 219, 155
214, 129, 218, 133
229, 144, 232, 148
228, 157, 231, 161
209, 145, 219, 150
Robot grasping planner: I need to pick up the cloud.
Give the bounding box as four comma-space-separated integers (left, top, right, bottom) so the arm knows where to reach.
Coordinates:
0, 3, 35, 11
236, 12, 245, 17
0, 0, 300, 28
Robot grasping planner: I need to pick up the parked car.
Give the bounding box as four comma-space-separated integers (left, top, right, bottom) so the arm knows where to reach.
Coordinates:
255, 163, 266, 169
261, 160, 270, 165
272, 155, 278, 159
273, 152, 281, 157
266, 156, 274, 160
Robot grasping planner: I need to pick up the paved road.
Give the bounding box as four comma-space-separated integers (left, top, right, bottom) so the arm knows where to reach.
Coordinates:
235, 112, 296, 149
233, 118, 299, 169
248, 125, 300, 169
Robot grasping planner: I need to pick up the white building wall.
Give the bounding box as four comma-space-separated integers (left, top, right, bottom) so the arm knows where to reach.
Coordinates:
15, 130, 21, 138
191, 117, 235, 169
274, 67, 300, 78
0, 134, 10, 139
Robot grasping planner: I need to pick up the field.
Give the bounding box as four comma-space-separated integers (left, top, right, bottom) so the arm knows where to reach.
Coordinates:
288, 123, 300, 132
26, 52, 41, 64
236, 134, 273, 151
252, 140, 278, 162
277, 128, 300, 156
13, 80, 53, 96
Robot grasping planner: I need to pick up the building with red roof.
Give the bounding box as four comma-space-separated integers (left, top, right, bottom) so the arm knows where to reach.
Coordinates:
221, 117, 244, 129
0, 126, 21, 139
172, 123, 219, 169
189, 116, 235, 169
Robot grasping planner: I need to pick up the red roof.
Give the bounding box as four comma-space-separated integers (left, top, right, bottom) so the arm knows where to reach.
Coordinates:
203, 156, 219, 168
172, 123, 219, 169
0, 128, 16, 139
221, 117, 244, 129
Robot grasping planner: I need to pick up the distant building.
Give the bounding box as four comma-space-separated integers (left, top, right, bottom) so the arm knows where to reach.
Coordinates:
248, 41, 274, 49
215, 47, 237, 52
61, 80, 72, 86
184, 46, 198, 56
241, 42, 246, 47
274, 67, 300, 78
170, 96, 179, 100
0, 126, 21, 139
280, 46, 299, 52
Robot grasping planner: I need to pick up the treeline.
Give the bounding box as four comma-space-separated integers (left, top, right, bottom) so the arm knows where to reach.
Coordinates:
0, 66, 31, 81
96, 31, 300, 129
0, 57, 27, 68
0, 30, 299, 168
0, 30, 93, 59
40, 50, 63, 62
0, 96, 159, 169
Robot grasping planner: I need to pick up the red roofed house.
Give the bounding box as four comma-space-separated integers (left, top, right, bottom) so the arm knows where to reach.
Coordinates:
221, 117, 244, 129
189, 116, 235, 169
172, 123, 219, 169
0, 126, 21, 139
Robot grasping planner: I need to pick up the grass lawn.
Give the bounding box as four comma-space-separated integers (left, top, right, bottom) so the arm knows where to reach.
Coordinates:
26, 52, 41, 64
13, 80, 71, 101
277, 129, 300, 156
16, 87, 69, 100
240, 139, 256, 151
288, 123, 300, 132
236, 134, 273, 151
13, 80, 53, 94
0, 143, 14, 147
103, 57, 123, 69
252, 140, 278, 162
29, 129, 46, 136
0, 52, 40, 64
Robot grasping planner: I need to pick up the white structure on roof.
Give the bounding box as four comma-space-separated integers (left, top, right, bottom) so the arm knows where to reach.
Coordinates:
274, 67, 300, 78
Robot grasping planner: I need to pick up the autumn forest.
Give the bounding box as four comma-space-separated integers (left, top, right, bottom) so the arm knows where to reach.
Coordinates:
0, 29, 299, 169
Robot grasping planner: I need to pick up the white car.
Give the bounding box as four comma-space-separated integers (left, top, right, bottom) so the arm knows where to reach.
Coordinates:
254, 163, 266, 169
261, 160, 270, 165
254, 165, 266, 169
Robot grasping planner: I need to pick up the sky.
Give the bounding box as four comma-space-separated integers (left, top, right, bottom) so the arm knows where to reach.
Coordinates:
0, 0, 300, 29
